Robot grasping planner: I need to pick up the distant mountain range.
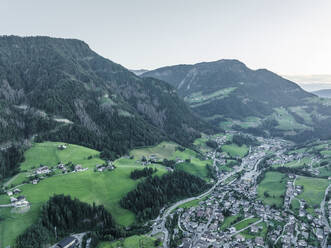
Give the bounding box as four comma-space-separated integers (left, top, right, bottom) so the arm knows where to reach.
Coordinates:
312, 89, 331, 98
142, 60, 331, 141
0, 36, 212, 157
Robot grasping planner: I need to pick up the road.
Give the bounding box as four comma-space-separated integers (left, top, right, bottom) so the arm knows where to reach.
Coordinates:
321, 184, 331, 248
0, 203, 14, 207
230, 219, 263, 237
155, 145, 265, 248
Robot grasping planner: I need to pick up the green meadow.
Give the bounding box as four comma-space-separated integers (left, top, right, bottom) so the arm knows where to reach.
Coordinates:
233, 217, 260, 231
0, 142, 167, 247
295, 176, 329, 208
257, 171, 287, 207
0, 139, 214, 247
97, 235, 158, 248
222, 144, 248, 158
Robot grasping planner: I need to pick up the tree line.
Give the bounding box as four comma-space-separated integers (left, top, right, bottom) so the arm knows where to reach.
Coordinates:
130, 167, 157, 180
0, 146, 25, 182
15, 195, 123, 248
120, 170, 209, 222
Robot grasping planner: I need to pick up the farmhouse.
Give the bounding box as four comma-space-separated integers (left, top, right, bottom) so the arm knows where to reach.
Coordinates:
36, 166, 51, 174
56, 236, 78, 248
13, 188, 21, 194
58, 144, 67, 150
7, 191, 13, 196
58, 163, 65, 169
32, 179, 39, 184
14, 196, 29, 207
75, 165, 83, 172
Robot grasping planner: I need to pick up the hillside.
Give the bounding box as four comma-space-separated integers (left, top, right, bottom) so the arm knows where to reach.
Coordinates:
142, 60, 331, 141
0, 140, 212, 246
312, 89, 331, 98
0, 36, 212, 160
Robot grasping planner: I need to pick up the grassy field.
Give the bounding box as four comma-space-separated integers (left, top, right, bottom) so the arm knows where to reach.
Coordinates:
295, 176, 329, 208
175, 196, 209, 210
273, 107, 310, 131
0, 142, 167, 247
240, 222, 268, 239
171, 149, 211, 180
176, 162, 208, 179
233, 217, 260, 231
20, 142, 101, 170
288, 106, 313, 124
291, 198, 300, 215
222, 144, 248, 158
273, 157, 312, 169
129, 141, 178, 161
97, 235, 158, 248
193, 135, 213, 154
0, 140, 213, 247
220, 215, 241, 231
318, 166, 331, 177
257, 172, 287, 207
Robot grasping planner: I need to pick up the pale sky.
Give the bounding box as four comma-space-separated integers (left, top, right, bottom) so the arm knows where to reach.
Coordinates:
1, 0, 331, 75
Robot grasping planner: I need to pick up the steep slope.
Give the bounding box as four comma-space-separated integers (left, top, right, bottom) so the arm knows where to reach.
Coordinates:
142, 60, 331, 141
0, 36, 212, 159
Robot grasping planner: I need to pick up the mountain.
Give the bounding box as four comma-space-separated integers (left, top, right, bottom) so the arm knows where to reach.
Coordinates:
0, 36, 212, 159
130, 69, 149, 76
312, 89, 331, 98
142, 60, 331, 141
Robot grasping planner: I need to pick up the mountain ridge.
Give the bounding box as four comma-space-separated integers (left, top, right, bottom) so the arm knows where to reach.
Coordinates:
0, 35, 213, 158
142, 59, 331, 141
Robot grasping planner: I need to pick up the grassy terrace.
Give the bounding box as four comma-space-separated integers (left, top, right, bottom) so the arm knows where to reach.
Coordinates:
98, 235, 158, 248
295, 176, 329, 208
222, 144, 248, 158
272, 157, 312, 169
233, 217, 260, 231
273, 107, 310, 131
220, 215, 241, 231
0, 139, 213, 247
239, 222, 268, 239
130, 141, 212, 180
257, 171, 287, 207
0, 142, 168, 247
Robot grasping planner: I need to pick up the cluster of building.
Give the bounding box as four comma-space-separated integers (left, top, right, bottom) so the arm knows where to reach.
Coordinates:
95, 161, 115, 172
160, 135, 330, 248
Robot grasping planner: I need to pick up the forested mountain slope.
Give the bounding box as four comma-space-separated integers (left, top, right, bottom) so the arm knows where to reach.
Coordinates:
0, 36, 212, 159
142, 60, 331, 141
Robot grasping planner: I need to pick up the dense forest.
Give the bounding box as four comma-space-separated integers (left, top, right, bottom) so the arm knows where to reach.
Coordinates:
130, 167, 157, 180
15, 195, 123, 248
0, 36, 215, 164
120, 170, 209, 222
232, 134, 260, 147
0, 146, 25, 182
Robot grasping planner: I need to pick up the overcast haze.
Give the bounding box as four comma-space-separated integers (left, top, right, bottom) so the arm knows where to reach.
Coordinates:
1, 0, 331, 76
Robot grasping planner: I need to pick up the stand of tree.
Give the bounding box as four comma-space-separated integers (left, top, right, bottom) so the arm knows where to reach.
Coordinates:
232, 134, 259, 147
206, 140, 218, 149
15, 195, 122, 248
120, 170, 209, 222
0, 146, 25, 182
130, 167, 157, 180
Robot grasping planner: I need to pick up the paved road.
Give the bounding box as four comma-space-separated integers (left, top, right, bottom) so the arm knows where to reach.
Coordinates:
230, 219, 262, 237
321, 184, 331, 248
156, 145, 255, 248
0, 204, 13, 207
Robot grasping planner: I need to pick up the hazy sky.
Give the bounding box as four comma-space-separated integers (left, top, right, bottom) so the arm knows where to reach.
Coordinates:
1, 0, 331, 75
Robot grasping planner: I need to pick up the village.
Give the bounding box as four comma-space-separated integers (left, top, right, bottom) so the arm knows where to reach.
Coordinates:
157, 134, 331, 248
